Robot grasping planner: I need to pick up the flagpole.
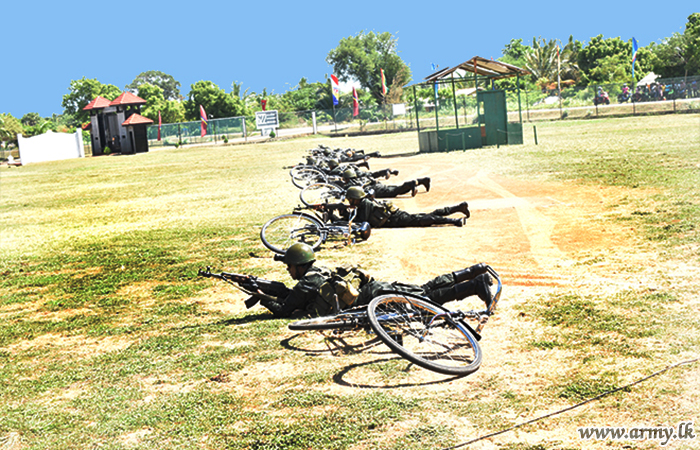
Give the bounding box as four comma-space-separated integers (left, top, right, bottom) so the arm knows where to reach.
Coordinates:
332, 103, 337, 133
557, 41, 562, 116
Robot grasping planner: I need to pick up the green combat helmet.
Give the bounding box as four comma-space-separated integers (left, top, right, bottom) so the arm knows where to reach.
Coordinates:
342, 168, 357, 180
282, 243, 316, 266
327, 159, 339, 169
346, 186, 366, 200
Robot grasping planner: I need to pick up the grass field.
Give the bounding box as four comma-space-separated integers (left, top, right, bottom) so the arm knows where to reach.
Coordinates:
1, 114, 699, 449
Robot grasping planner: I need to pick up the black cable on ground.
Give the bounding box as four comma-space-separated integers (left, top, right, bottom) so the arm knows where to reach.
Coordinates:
441, 357, 700, 450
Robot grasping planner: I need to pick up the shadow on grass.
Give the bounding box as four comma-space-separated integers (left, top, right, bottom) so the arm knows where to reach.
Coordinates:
280, 334, 385, 355
332, 357, 469, 389
176, 312, 278, 332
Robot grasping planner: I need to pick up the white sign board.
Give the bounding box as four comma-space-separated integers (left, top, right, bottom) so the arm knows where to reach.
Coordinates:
255, 110, 279, 128
392, 103, 407, 116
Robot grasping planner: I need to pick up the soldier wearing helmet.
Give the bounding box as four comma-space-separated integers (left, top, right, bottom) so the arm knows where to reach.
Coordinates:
258, 243, 335, 318
339, 167, 431, 198
343, 186, 470, 228
259, 242, 494, 318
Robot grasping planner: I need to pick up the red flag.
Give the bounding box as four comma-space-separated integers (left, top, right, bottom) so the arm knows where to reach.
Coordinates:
352, 87, 359, 117
157, 110, 162, 141
199, 105, 208, 137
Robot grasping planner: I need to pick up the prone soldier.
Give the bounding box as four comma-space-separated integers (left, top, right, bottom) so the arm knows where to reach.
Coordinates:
256, 243, 494, 318
336, 186, 470, 228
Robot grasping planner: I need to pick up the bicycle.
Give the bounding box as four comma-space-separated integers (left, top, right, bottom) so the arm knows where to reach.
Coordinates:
287, 265, 502, 376
260, 204, 371, 255
289, 159, 377, 190
289, 166, 328, 189
299, 182, 346, 207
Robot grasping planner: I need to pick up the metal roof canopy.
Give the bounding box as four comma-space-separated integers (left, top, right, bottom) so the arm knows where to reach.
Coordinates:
422, 56, 530, 83
411, 56, 530, 151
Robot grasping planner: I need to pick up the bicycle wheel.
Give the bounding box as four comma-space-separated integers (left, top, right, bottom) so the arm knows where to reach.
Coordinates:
290, 167, 327, 189
300, 183, 345, 207
288, 307, 369, 331
260, 213, 326, 254
367, 294, 482, 376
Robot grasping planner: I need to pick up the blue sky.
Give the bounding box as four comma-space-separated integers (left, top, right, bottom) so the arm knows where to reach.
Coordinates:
2, 1, 696, 119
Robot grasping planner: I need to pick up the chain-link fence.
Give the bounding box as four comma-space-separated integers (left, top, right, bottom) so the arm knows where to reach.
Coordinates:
515, 75, 700, 121
147, 116, 247, 147
145, 75, 700, 147
258, 104, 416, 135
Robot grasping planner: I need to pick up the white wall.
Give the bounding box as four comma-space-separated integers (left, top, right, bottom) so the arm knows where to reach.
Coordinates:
17, 130, 85, 164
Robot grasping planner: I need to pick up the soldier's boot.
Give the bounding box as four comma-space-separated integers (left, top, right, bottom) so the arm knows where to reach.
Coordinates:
410, 180, 419, 197
451, 218, 464, 227
418, 177, 431, 192
430, 202, 470, 218
422, 216, 463, 227
452, 263, 488, 283
453, 201, 470, 218
430, 274, 493, 307
440, 217, 464, 227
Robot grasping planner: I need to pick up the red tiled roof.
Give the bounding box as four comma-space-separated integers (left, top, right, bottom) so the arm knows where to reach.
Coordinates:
110, 91, 147, 106
122, 113, 153, 126
83, 96, 112, 110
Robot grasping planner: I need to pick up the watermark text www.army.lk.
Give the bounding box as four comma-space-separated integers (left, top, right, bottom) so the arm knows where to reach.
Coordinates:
578, 422, 696, 446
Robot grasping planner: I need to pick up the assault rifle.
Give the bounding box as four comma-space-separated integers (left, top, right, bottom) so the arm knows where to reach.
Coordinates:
198, 267, 290, 308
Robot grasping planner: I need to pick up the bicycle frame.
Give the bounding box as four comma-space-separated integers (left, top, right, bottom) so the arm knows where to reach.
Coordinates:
291, 265, 502, 337
299, 206, 367, 242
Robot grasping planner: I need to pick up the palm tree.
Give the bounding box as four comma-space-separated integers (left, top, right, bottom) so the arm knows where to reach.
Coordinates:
524, 36, 580, 90
524, 37, 558, 90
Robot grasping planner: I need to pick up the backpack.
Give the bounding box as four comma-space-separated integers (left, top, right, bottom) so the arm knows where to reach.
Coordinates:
319, 265, 373, 312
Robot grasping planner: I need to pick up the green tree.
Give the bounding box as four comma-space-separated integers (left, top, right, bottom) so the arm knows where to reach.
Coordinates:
327, 31, 412, 105
137, 83, 184, 123
137, 83, 166, 122
558, 36, 582, 84
230, 81, 253, 117
649, 13, 700, 79
125, 70, 182, 101
21, 112, 42, 127
159, 100, 185, 124
687, 12, 700, 74
278, 78, 329, 112
22, 120, 54, 138
61, 78, 121, 126
522, 37, 580, 89
184, 81, 241, 120
577, 35, 632, 84
0, 113, 24, 145
523, 37, 558, 89
501, 38, 529, 66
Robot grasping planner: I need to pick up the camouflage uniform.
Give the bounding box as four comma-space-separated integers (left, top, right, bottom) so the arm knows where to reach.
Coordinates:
260, 265, 335, 318
355, 272, 466, 306
352, 197, 468, 228
333, 166, 419, 199
261, 264, 491, 317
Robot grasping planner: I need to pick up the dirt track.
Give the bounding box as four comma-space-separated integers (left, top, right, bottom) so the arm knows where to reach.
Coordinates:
365, 155, 648, 293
